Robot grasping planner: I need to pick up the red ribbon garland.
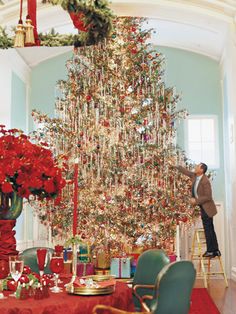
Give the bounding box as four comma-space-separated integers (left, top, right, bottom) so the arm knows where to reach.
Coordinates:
19, 0, 23, 23
27, 0, 40, 45
69, 12, 88, 32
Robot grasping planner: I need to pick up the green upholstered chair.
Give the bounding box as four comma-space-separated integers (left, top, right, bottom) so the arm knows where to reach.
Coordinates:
148, 260, 196, 314
92, 260, 196, 314
19, 247, 54, 274
132, 249, 170, 310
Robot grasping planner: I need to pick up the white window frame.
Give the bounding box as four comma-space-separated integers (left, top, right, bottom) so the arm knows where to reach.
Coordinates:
185, 115, 220, 169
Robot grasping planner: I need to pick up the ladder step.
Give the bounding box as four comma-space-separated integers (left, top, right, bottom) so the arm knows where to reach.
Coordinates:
205, 272, 225, 275
191, 229, 228, 288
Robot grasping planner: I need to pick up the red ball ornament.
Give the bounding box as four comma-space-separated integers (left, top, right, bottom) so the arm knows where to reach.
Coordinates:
131, 48, 138, 54
86, 95, 92, 102
119, 107, 125, 114
41, 275, 50, 286
23, 265, 31, 275
7, 279, 17, 291
102, 120, 110, 127
19, 274, 30, 284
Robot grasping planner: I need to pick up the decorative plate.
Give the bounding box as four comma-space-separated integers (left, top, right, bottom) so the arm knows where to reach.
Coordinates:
66, 274, 116, 295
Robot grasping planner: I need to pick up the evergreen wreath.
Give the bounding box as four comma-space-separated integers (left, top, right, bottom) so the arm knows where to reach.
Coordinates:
42, 0, 114, 46
0, 1, 114, 49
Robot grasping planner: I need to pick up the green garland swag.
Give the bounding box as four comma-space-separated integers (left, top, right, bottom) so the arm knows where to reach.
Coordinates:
0, 0, 114, 49
0, 27, 79, 49
42, 0, 114, 46
0, 27, 14, 49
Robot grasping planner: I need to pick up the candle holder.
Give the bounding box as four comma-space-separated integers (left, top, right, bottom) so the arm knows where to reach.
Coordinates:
66, 243, 78, 293
72, 243, 77, 280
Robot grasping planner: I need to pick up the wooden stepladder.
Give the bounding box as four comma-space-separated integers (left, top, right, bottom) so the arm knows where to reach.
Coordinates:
191, 228, 228, 288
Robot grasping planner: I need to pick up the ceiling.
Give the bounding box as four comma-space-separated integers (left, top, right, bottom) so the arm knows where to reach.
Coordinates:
1, 0, 235, 67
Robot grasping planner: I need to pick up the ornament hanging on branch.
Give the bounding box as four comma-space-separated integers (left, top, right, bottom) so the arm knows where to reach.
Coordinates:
31, 17, 198, 253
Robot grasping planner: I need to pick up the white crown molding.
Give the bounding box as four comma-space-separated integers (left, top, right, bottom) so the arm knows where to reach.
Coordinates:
0, 0, 235, 62
0, 49, 31, 82
18, 46, 73, 68
111, 0, 236, 21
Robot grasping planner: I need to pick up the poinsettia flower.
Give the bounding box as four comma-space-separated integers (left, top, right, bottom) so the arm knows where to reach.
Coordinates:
17, 186, 31, 198
1, 181, 13, 193
29, 177, 43, 189
54, 196, 62, 206
2, 134, 14, 143
0, 127, 65, 200
44, 179, 56, 193
0, 174, 5, 182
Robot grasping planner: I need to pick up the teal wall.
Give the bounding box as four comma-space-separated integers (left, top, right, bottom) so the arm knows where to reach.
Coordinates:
29, 51, 73, 131
29, 47, 224, 202
11, 72, 27, 240
158, 47, 224, 201
11, 72, 27, 132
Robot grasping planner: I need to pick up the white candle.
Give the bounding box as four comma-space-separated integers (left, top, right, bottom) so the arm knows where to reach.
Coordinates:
176, 224, 180, 261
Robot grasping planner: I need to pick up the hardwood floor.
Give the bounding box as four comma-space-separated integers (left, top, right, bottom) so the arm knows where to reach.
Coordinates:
194, 279, 236, 314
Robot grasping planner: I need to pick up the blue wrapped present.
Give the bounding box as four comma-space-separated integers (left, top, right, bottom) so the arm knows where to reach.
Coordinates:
110, 257, 132, 278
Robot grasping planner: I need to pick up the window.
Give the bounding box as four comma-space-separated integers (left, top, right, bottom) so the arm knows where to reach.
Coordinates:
186, 115, 219, 168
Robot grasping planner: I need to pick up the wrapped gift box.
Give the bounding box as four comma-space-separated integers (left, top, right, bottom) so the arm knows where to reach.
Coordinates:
131, 259, 137, 277
96, 251, 110, 269
63, 248, 73, 261
77, 262, 95, 277
169, 254, 177, 263
63, 261, 72, 274
130, 253, 140, 263
78, 243, 91, 262
95, 269, 110, 276
110, 257, 132, 278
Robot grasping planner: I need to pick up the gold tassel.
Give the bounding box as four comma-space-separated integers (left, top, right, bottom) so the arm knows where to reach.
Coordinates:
14, 20, 25, 48
24, 16, 35, 46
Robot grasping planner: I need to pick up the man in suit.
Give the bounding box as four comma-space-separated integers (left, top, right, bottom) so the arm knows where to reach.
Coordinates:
176, 162, 221, 258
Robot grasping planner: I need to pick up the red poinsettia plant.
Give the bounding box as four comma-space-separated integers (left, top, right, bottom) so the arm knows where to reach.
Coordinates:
0, 126, 66, 199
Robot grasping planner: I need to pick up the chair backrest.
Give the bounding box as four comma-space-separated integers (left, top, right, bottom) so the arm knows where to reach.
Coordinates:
152, 261, 196, 314
132, 249, 170, 309
19, 247, 54, 274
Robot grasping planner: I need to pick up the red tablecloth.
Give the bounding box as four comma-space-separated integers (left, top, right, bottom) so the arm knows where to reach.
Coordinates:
0, 281, 134, 314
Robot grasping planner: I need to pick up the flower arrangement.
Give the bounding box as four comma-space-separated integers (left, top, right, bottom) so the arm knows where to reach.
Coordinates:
0, 126, 66, 199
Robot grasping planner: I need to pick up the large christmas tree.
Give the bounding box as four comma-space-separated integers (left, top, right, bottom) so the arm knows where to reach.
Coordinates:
32, 17, 194, 254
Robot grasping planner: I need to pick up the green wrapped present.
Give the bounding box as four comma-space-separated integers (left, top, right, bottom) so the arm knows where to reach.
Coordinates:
78, 243, 91, 262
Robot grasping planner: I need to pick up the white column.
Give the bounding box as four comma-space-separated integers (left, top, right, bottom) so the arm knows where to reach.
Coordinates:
0, 50, 12, 128
221, 21, 236, 281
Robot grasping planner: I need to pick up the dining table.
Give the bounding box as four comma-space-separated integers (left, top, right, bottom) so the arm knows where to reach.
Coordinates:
0, 280, 135, 314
